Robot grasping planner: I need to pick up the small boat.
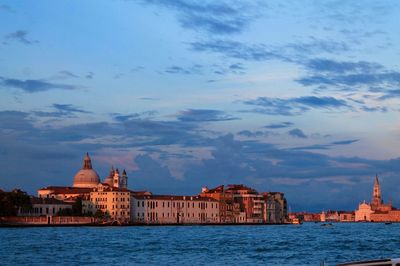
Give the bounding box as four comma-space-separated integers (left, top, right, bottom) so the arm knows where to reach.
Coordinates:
321, 223, 333, 227
338, 258, 400, 266
291, 218, 302, 225
385, 222, 392, 225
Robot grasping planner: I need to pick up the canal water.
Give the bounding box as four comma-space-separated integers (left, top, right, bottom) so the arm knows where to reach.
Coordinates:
1, 223, 399, 265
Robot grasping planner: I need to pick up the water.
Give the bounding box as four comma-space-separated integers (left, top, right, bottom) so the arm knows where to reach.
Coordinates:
1, 223, 400, 265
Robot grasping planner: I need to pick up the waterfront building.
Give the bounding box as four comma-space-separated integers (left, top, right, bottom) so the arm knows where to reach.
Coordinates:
354, 175, 397, 222
262, 193, 282, 223
200, 185, 236, 223
225, 184, 264, 223
131, 195, 219, 224
18, 197, 72, 217
266, 192, 287, 223
355, 201, 372, 221
338, 211, 355, 222
90, 183, 132, 223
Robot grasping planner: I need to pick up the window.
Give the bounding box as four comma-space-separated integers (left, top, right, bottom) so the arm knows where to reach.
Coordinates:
137, 201, 140, 207
142, 201, 144, 207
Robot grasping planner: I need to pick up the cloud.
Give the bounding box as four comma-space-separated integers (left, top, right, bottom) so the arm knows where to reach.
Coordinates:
378, 89, 400, 100
34, 104, 91, 118
85, 72, 94, 79
297, 58, 400, 93
111, 111, 158, 122
0, 108, 398, 211
242, 96, 349, 116
190, 38, 349, 63
292, 139, 360, 150
164, 65, 203, 75
0, 4, 12, 12
0, 76, 79, 93
288, 128, 307, 139
264, 122, 294, 129
331, 139, 359, 145
177, 109, 239, 122
143, 0, 257, 35
4, 30, 37, 45
237, 130, 275, 138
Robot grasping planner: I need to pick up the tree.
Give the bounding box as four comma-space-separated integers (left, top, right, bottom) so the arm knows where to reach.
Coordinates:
0, 189, 32, 216
72, 197, 82, 216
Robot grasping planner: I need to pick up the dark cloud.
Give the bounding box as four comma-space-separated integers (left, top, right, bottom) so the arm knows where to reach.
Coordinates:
34, 104, 91, 118
331, 139, 359, 145
0, 108, 398, 210
143, 0, 256, 35
264, 122, 294, 129
378, 89, 400, 100
164, 65, 203, 75
0, 76, 79, 93
297, 58, 400, 94
111, 111, 158, 122
4, 30, 37, 45
52, 71, 80, 80
292, 139, 360, 151
177, 109, 239, 122
237, 130, 275, 138
0, 4, 12, 12
360, 106, 388, 113
190, 39, 349, 63
85, 72, 94, 79
288, 128, 307, 139
243, 96, 349, 116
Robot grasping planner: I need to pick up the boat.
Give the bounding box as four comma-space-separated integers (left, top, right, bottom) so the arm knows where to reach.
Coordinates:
291, 217, 302, 225
385, 222, 392, 225
338, 258, 400, 266
321, 223, 333, 227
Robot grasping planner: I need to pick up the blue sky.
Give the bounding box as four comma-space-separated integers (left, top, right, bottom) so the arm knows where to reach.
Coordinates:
1, 0, 400, 211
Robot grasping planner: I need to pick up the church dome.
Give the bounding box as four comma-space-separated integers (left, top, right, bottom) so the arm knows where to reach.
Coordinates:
73, 153, 100, 188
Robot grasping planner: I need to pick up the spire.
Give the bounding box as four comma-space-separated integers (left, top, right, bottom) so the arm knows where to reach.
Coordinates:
109, 165, 115, 176
122, 169, 127, 176
375, 174, 379, 185
82, 152, 92, 169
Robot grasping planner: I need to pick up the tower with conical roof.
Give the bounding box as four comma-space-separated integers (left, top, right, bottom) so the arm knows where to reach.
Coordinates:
104, 166, 115, 187
120, 169, 128, 189
113, 168, 121, 188
371, 174, 382, 210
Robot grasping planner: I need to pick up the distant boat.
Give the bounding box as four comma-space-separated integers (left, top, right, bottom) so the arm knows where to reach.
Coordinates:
291, 218, 302, 225
321, 223, 333, 227
338, 258, 400, 266
385, 222, 392, 225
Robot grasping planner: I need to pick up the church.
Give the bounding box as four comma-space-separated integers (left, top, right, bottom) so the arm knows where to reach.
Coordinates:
38, 153, 130, 201
355, 175, 400, 222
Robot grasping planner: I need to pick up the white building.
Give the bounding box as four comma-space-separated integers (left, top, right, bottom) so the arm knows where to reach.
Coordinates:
355, 201, 373, 222
18, 197, 72, 216
131, 195, 220, 224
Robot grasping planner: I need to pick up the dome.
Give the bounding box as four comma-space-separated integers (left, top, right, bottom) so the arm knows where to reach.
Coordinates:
72, 153, 100, 188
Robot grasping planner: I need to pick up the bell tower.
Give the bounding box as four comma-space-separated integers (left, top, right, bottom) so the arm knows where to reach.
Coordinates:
371, 174, 382, 209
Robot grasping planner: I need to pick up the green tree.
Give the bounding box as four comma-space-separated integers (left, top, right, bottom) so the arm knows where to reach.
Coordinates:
0, 189, 32, 216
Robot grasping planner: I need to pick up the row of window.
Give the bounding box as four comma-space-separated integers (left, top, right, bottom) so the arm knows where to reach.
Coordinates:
142, 212, 218, 221
136, 200, 218, 209
94, 197, 129, 202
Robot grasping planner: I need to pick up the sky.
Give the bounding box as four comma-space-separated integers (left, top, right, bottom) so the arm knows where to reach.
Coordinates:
0, 0, 400, 212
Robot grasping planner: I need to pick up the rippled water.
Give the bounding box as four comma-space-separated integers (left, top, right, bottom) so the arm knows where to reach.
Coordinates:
1, 223, 400, 265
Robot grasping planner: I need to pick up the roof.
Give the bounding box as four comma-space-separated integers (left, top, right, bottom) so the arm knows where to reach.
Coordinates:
30, 197, 72, 205
133, 194, 219, 202
38, 186, 93, 194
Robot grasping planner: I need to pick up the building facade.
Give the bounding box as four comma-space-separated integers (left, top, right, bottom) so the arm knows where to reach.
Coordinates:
131, 195, 219, 224
18, 197, 72, 216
